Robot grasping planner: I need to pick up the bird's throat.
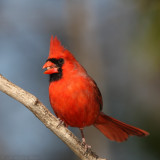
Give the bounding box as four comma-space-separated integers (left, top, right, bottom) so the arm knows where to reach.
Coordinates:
49, 68, 62, 82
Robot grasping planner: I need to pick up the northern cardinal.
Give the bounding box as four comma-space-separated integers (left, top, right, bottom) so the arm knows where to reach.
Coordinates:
43, 36, 149, 145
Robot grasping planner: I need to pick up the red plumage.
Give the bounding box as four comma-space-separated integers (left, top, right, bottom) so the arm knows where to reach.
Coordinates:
43, 36, 149, 143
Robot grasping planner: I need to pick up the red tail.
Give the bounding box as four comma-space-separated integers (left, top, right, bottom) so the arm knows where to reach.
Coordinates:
94, 112, 149, 142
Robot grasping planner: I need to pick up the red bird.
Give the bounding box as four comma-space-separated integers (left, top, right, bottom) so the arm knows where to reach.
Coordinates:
43, 36, 149, 145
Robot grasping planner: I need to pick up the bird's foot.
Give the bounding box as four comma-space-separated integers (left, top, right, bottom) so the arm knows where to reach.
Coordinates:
81, 138, 91, 152
57, 118, 67, 128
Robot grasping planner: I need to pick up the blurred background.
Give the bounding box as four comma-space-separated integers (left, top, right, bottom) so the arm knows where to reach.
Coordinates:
0, 0, 159, 160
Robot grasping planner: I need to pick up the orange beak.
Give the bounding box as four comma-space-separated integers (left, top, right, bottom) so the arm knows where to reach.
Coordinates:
42, 61, 59, 74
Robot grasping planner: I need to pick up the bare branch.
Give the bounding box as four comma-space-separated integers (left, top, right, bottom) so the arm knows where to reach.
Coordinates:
0, 74, 107, 160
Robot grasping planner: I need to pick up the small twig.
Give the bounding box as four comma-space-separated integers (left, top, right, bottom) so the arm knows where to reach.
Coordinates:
0, 74, 107, 160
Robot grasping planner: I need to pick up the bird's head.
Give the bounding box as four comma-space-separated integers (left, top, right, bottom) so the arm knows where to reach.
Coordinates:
42, 36, 80, 82
43, 36, 76, 75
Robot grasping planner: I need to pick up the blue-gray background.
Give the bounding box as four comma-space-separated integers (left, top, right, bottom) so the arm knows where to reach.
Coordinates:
0, 0, 159, 160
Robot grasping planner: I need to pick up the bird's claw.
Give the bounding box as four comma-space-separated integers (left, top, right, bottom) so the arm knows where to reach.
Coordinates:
81, 138, 91, 152
56, 118, 66, 128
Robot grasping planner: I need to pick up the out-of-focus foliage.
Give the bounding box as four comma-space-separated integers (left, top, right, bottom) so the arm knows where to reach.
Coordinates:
135, 0, 160, 67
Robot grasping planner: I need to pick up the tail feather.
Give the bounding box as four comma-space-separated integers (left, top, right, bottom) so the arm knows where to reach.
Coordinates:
94, 112, 149, 142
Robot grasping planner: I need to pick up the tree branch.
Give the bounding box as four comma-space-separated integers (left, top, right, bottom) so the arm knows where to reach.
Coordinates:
0, 74, 107, 160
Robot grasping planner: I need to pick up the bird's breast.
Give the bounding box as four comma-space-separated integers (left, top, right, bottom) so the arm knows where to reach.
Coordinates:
49, 75, 101, 128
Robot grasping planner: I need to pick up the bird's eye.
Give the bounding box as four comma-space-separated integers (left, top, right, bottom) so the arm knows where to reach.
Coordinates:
59, 58, 64, 64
